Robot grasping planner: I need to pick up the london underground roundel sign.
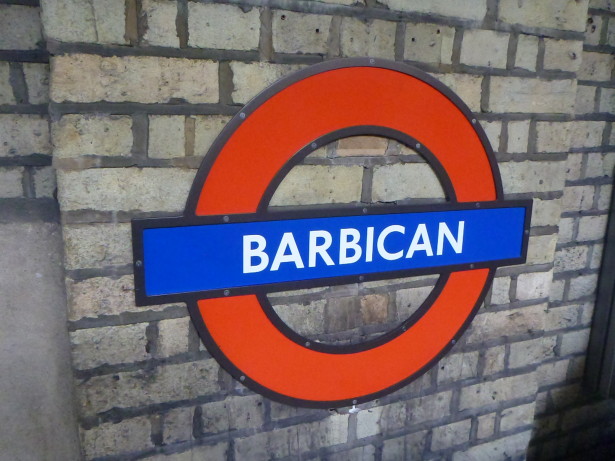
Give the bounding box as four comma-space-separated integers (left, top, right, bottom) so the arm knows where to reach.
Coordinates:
132, 58, 531, 408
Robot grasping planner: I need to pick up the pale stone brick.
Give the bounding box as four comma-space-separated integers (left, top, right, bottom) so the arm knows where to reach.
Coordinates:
341, 18, 396, 60
578, 51, 614, 81
526, 234, 557, 265
202, 395, 265, 435
79, 359, 220, 415
459, 374, 537, 410
404, 23, 454, 64
570, 121, 605, 149
558, 217, 575, 244
81, 416, 152, 459
516, 271, 552, 301
380, 0, 487, 20
431, 73, 482, 112
163, 406, 193, 444
484, 346, 505, 375
0, 5, 41, 50
515, 34, 539, 71
272, 11, 331, 54
562, 185, 595, 212
498, 0, 589, 32
489, 77, 576, 113
57, 168, 195, 212
142, 0, 179, 47
432, 419, 471, 451
585, 14, 603, 45
298, 414, 349, 451
193, 115, 231, 156
568, 274, 598, 299
555, 245, 589, 272
382, 431, 427, 461
436, 351, 479, 384
598, 184, 613, 210
507, 120, 530, 153
63, 223, 131, 270
531, 198, 562, 227
577, 215, 608, 241
230, 62, 305, 104
359, 401, 406, 436
575, 85, 596, 114
396, 285, 433, 320
565, 154, 583, 181
23, 63, 49, 104
536, 121, 572, 153
372, 163, 444, 202
482, 121, 501, 151
407, 391, 453, 423
586, 152, 615, 178
356, 406, 382, 438
337, 136, 388, 157
491, 277, 511, 305
158, 317, 190, 357
477, 413, 496, 439
580, 301, 596, 324
52, 55, 218, 104
91, 0, 126, 45
600, 88, 615, 112
509, 336, 557, 369
0, 168, 23, 198
466, 304, 546, 343
53, 115, 132, 158
360, 294, 388, 324
272, 300, 326, 336
590, 243, 604, 269
560, 328, 591, 355
149, 115, 185, 158
543, 39, 583, 72
33, 166, 56, 198
0, 62, 15, 105
146, 443, 229, 461
460, 30, 509, 69
270, 165, 363, 206
188, 3, 260, 51
608, 19, 615, 45
500, 403, 535, 431
536, 359, 569, 385
499, 161, 566, 194
0, 114, 50, 156
70, 323, 150, 369
328, 446, 375, 461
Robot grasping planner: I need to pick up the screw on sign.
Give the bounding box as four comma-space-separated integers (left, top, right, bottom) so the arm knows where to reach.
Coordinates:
132, 58, 531, 408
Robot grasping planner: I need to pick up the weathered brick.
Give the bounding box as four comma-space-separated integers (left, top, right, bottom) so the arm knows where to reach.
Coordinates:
536, 121, 572, 153
436, 351, 479, 384
193, 115, 232, 156
404, 23, 454, 64
562, 185, 595, 212
491, 276, 511, 305
459, 374, 537, 410
380, 0, 487, 20
558, 217, 575, 244
508, 336, 557, 369
382, 431, 427, 461
565, 153, 583, 181
163, 406, 193, 444
53, 115, 132, 158
516, 271, 552, 301
489, 77, 576, 113
578, 51, 614, 81
575, 85, 596, 114
52, 55, 218, 103
272, 300, 326, 336
507, 120, 530, 153
568, 274, 598, 299
328, 446, 376, 461
590, 243, 604, 269
570, 121, 606, 148
531, 198, 562, 227
560, 328, 591, 355
0, 5, 41, 50
0, 114, 50, 156
396, 285, 433, 320
598, 184, 612, 210
587, 152, 615, 178
431, 73, 482, 112
586, 14, 604, 45
577, 215, 608, 241
145, 443, 229, 461
609, 18, 615, 45
326, 296, 362, 333
543, 39, 583, 72
357, 401, 406, 437
431, 419, 471, 451
272, 11, 331, 54
71, 323, 150, 369
360, 294, 389, 324
484, 345, 506, 375
515, 34, 539, 71
41, 0, 125, 45
466, 304, 546, 343
142, 0, 179, 47
23, 63, 49, 104
536, 358, 569, 385
270, 165, 363, 206
149, 115, 185, 159
337, 136, 388, 157
500, 403, 535, 432
407, 391, 453, 423
79, 359, 220, 415
0, 168, 23, 198
482, 121, 502, 151
188, 3, 260, 51
32, 166, 56, 198
460, 30, 509, 69
356, 406, 383, 438
498, 0, 589, 32
63, 223, 131, 270
600, 88, 615, 112
341, 18, 396, 60
81, 416, 152, 459
554, 245, 589, 272
57, 168, 194, 212
201, 395, 265, 435
526, 234, 557, 265
499, 161, 566, 194
372, 163, 443, 202
158, 317, 191, 357
477, 413, 496, 439
230, 62, 304, 104
0, 62, 15, 105
67, 275, 140, 320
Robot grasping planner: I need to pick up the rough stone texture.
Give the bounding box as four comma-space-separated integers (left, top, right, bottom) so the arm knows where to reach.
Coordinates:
188, 3, 260, 51
570, 121, 605, 148
272, 11, 331, 54
460, 30, 509, 69
340, 18, 396, 60
380, 0, 487, 20
516, 271, 552, 301
372, 163, 444, 202
543, 39, 583, 72
0, 5, 42, 50
270, 165, 363, 206
404, 23, 454, 64
459, 374, 538, 410
466, 304, 546, 343
230, 62, 304, 103
436, 352, 479, 384
149, 115, 185, 158
81, 416, 152, 459
526, 234, 558, 265
500, 161, 566, 194
489, 77, 577, 113
273, 300, 326, 336
431, 419, 472, 451
57, 168, 195, 212
454, 431, 533, 461
507, 120, 530, 153
53, 114, 133, 158
62, 223, 131, 269
515, 34, 539, 71
0, 62, 15, 105
157, 317, 191, 357
509, 337, 557, 369
51, 55, 218, 103
498, 0, 589, 32
575, 85, 596, 114
578, 51, 614, 81
431, 73, 482, 112
142, 0, 179, 47
337, 136, 388, 157
0, 114, 50, 157
33, 166, 57, 198
536, 121, 572, 153
0, 168, 24, 198
23, 63, 50, 104
396, 285, 433, 320
194, 115, 232, 156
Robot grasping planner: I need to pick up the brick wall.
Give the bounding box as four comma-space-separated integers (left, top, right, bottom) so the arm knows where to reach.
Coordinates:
25, 0, 615, 459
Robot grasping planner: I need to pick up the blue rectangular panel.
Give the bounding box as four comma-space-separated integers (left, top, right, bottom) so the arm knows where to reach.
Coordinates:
139, 207, 527, 297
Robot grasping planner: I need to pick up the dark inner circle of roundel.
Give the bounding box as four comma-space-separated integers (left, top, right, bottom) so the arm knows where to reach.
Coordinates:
183, 58, 503, 408
258, 127, 454, 355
